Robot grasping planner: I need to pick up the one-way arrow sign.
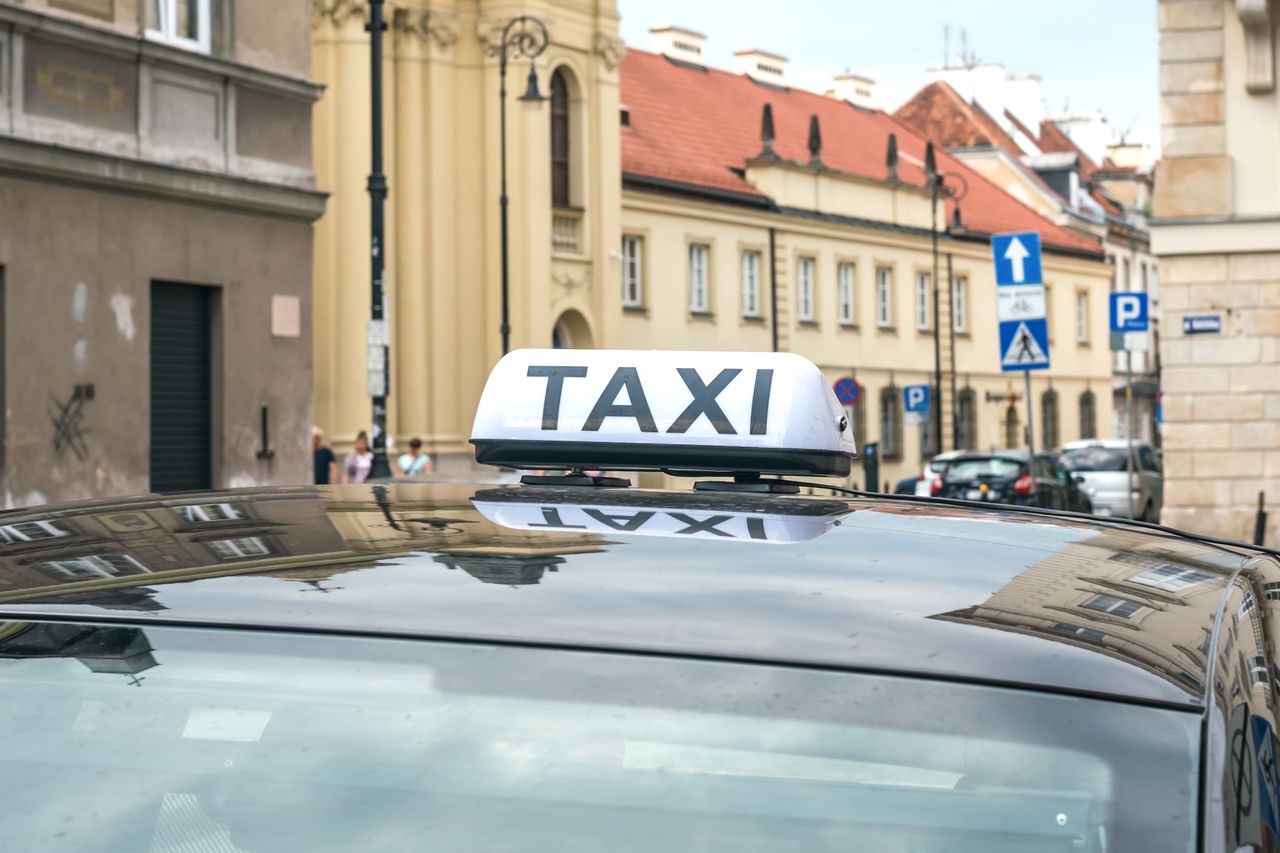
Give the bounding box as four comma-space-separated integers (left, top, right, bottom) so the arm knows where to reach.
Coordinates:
992, 232, 1043, 286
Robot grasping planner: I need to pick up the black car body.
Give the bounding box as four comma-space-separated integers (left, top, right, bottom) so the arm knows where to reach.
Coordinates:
0, 483, 1276, 852
933, 450, 1077, 510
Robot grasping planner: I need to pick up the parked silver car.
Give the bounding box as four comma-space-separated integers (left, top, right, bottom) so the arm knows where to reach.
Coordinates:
1059, 439, 1163, 522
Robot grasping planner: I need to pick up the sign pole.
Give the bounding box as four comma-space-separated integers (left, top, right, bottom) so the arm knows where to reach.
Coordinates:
1126, 349, 1134, 520
1023, 370, 1034, 455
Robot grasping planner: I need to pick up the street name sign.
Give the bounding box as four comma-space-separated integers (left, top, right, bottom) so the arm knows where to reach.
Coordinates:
993, 232, 1049, 373
1183, 315, 1222, 335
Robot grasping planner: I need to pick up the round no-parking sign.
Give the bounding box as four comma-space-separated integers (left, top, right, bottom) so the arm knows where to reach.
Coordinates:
833, 376, 860, 405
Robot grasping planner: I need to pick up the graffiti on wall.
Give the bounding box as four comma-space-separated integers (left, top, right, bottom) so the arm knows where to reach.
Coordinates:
49, 384, 93, 461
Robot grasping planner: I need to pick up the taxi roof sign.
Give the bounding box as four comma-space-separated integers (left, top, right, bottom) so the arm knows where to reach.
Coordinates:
471, 349, 855, 477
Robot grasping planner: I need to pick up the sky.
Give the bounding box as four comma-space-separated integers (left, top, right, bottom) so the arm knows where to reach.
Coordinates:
618, 0, 1160, 149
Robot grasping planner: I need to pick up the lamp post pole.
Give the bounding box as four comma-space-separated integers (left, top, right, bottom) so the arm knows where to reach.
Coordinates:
365, 0, 391, 479
925, 143, 943, 455
497, 16, 549, 356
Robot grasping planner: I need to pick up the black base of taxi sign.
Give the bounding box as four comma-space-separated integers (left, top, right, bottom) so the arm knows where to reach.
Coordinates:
473, 439, 852, 478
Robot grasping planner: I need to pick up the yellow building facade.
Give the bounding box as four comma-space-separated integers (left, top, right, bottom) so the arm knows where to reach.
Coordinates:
310, 0, 1114, 488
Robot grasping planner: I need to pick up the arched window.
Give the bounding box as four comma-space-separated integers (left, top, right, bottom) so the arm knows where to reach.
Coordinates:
956, 387, 977, 450
550, 69, 570, 208
1004, 404, 1020, 449
1041, 389, 1060, 450
1079, 390, 1097, 439
880, 385, 903, 460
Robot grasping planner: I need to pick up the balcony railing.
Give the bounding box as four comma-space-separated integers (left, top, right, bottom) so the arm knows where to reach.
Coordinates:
552, 208, 583, 254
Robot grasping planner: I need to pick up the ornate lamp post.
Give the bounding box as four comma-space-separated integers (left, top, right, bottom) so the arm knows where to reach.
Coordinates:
366, 0, 392, 479
495, 16, 549, 355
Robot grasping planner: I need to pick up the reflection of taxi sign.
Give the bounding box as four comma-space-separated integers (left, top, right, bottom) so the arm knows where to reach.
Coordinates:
471, 349, 855, 476
473, 490, 850, 544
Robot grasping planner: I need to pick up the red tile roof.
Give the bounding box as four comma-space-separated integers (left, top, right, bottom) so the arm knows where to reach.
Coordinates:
894, 81, 1024, 153
619, 50, 1100, 255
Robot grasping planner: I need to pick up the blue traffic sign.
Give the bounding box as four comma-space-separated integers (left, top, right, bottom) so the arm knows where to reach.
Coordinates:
1109, 292, 1149, 333
903, 384, 931, 413
832, 376, 860, 405
999, 318, 1050, 372
991, 232, 1043, 285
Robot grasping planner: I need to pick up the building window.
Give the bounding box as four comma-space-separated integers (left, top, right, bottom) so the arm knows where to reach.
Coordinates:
952, 275, 968, 334
1249, 654, 1270, 686
175, 503, 242, 523
914, 272, 931, 331
1004, 403, 1020, 449
879, 385, 903, 460
1265, 582, 1280, 602
0, 520, 68, 544
145, 0, 211, 53
1041, 389, 1060, 449
206, 537, 272, 561
1081, 593, 1143, 619
1117, 258, 1128, 292
1079, 390, 1097, 439
1053, 623, 1105, 642
1141, 263, 1150, 293
741, 251, 762, 318
837, 262, 855, 326
689, 244, 710, 313
621, 235, 643, 308
37, 554, 148, 581
796, 257, 815, 322
1130, 565, 1217, 592
1076, 291, 1089, 344
956, 387, 977, 450
1044, 283, 1053, 343
875, 266, 893, 328
550, 69, 571, 208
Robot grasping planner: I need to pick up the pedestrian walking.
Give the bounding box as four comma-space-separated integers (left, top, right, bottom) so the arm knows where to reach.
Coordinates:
397, 437, 432, 477
342, 431, 375, 484
313, 427, 336, 485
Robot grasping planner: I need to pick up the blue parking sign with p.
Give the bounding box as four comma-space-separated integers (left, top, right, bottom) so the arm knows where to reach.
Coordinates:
1109, 292, 1149, 333
903, 385, 930, 413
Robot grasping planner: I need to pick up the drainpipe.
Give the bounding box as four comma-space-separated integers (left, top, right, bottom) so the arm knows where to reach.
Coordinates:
769, 227, 779, 352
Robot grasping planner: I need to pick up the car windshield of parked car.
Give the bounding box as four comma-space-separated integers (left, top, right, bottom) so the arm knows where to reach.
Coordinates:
944, 457, 1024, 480
1061, 447, 1130, 472
0, 622, 1198, 852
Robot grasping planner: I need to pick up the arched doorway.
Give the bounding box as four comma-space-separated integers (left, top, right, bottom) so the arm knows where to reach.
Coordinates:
551, 309, 593, 349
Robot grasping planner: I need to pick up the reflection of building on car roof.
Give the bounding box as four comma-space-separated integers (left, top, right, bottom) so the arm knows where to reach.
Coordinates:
0, 349, 1277, 852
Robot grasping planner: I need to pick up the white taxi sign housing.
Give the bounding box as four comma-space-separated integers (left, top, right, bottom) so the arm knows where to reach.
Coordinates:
471, 349, 855, 476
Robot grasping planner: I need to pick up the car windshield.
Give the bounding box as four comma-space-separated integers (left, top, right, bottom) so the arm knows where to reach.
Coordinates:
1061, 447, 1130, 472
944, 457, 1024, 480
0, 622, 1198, 853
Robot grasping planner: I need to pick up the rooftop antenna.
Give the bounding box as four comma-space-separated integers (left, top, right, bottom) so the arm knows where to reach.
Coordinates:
944, 23, 950, 67
960, 28, 968, 66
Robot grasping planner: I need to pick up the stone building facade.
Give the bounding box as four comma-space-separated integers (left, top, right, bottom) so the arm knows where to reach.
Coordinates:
0, 0, 325, 507
1153, 0, 1279, 545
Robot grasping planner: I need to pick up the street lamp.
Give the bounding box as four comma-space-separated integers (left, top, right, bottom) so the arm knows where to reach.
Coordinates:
496, 15, 549, 355
366, 0, 392, 479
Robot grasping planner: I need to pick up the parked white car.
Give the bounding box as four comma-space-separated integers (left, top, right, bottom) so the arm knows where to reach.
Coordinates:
914, 450, 965, 497
1059, 439, 1163, 522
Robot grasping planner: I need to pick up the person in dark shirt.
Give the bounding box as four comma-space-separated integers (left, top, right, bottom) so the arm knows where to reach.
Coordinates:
313, 426, 336, 485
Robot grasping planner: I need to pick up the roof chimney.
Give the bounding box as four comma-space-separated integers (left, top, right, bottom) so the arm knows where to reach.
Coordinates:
886, 133, 899, 182
734, 48, 788, 85
649, 26, 707, 66
826, 73, 876, 109
807, 115, 823, 166
757, 103, 778, 159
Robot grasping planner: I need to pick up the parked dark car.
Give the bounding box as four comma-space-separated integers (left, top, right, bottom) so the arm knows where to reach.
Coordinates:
932, 450, 1074, 510
1045, 450, 1095, 514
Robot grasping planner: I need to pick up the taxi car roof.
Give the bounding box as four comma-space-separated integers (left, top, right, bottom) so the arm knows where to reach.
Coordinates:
0, 483, 1257, 711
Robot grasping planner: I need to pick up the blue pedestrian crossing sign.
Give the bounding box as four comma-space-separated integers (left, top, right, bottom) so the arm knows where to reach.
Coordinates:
993, 230, 1050, 372
991, 232, 1043, 285
999, 319, 1050, 371
903, 384, 931, 413
1109, 292, 1149, 332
